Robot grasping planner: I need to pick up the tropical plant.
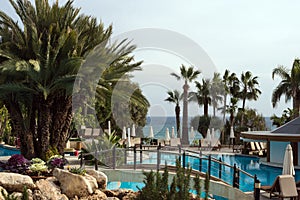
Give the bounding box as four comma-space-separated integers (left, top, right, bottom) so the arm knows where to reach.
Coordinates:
272, 59, 300, 119
191, 79, 211, 117
69, 167, 86, 175
271, 108, 294, 127
210, 73, 223, 117
171, 65, 201, 145
238, 71, 261, 126
235, 108, 266, 131
165, 90, 181, 138
226, 97, 239, 126
0, 105, 11, 144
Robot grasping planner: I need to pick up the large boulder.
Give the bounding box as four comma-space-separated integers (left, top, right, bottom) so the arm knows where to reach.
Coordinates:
0, 172, 36, 192
85, 169, 108, 189
53, 168, 98, 198
36, 178, 68, 200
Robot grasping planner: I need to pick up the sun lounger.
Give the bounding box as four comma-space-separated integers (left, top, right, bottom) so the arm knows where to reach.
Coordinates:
261, 174, 298, 199
248, 142, 263, 156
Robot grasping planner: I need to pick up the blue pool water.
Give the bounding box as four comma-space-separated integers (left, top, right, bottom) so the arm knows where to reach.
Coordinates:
0, 145, 20, 156
109, 153, 300, 193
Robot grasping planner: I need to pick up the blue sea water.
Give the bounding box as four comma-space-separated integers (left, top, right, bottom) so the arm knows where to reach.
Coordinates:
142, 116, 274, 139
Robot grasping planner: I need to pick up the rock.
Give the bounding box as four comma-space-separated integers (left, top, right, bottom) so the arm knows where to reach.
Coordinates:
0, 172, 36, 192
0, 186, 8, 200
85, 169, 108, 189
36, 178, 68, 200
107, 198, 119, 200
78, 189, 107, 200
9, 192, 22, 200
53, 168, 98, 198
33, 190, 48, 200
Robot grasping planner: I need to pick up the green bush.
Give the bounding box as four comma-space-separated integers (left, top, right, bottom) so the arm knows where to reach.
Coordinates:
136, 159, 205, 200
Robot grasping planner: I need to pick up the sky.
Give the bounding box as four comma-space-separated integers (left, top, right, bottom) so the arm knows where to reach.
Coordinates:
2, 0, 300, 118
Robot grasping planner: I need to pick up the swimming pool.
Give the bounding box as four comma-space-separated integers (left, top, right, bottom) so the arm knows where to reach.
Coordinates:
0, 144, 20, 156
124, 152, 300, 192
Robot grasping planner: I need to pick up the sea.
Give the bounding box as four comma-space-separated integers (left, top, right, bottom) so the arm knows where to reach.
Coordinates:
142, 116, 274, 139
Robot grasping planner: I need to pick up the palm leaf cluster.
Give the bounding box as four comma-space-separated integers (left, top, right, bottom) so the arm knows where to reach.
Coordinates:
0, 0, 148, 159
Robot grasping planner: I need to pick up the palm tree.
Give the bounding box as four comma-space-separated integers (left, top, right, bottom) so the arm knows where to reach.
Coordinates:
221, 70, 240, 122
226, 97, 239, 126
272, 59, 300, 118
171, 65, 200, 145
210, 73, 223, 117
191, 79, 211, 117
239, 71, 261, 126
0, 0, 140, 159
165, 90, 181, 138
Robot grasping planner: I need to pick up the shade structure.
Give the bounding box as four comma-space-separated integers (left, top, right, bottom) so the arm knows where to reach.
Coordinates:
122, 126, 127, 140
282, 144, 295, 176
165, 128, 170, 141
230, 126, 235, 139
206, 129, 211, 141
131, 124, 136, 137
149, 126, 154, 138
190, 126, 195, 141
127, 128, 131, 147
171, 127, 175, 138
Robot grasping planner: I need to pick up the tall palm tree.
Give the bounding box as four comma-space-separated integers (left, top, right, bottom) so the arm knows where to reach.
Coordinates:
171, 65, 200, 145
165, 90, 181, 138
272, 59, 300, 118
210, 72, 223, 117
239, 71, 261, 126
226, 97, 239, 126
221, 70, 240, 122
191, 79, 211, 117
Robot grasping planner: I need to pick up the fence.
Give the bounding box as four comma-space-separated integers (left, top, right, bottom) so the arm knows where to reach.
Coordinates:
80, 145, 260, 199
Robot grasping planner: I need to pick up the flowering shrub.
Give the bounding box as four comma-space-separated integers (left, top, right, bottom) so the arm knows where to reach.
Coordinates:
0, 154, 30, 174
47, 155, 68, 170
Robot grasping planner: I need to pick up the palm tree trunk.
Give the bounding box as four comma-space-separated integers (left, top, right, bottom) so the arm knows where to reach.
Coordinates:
293, 94, 300, 118
241, 98, 246, 126
57, 106, 73, 154
182, 81, 189, 145
204, 100, 209, 117
223, 94, 227, 122
37, 98, 53, 160
175, 104, 180, 138
50, 95, 72, 153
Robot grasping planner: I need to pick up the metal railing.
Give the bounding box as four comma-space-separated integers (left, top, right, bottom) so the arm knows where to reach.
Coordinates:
79, 145, 260, 199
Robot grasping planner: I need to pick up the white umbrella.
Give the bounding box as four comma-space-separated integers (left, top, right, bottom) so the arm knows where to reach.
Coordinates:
171, 127, 175, 138
131, 124, 136, 137
190, 126, 195, 141
211, 128, 215, 140
230, 126, 235, 139
282, 144, 295, 176
108, 121, 111, 135
127, 128, 131, 147
206, 129, 211, 141
149, 126, 154, 138
165, 128, 170, 141
122, 126, 127, 140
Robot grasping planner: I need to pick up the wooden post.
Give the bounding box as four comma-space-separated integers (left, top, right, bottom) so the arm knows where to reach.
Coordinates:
112, 146, 116, 169
267, 140, 270, 162
183, 151, 186, 169
140, 143, 143, 164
